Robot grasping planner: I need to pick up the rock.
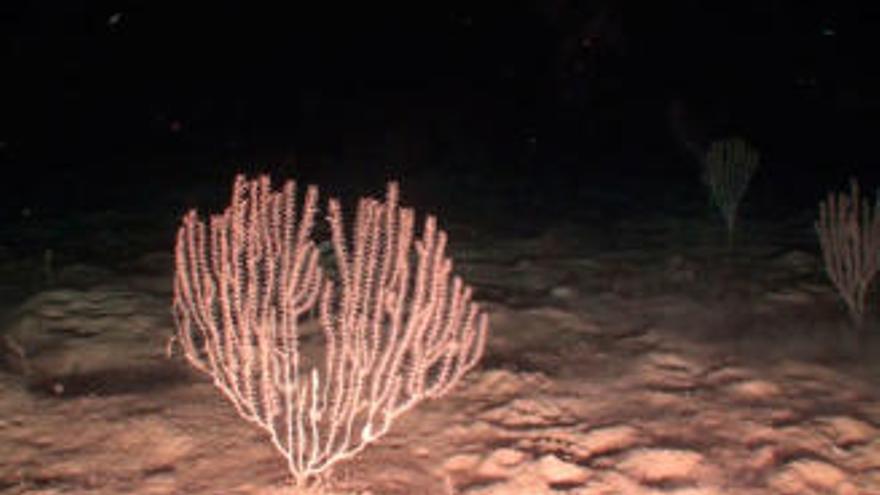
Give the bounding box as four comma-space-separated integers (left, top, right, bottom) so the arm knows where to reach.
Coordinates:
549, 285, 577, 301
54, 264, 117, 289
771, 250, 819, 274
480, 397, 573, 427
466, 369, 553, 399
534, 454, 590, 485
762, 289, 815, 305
443, 453, 483, 474
1, 288, 174, 395
578, 425, 641, 458
461, 476, 554, 495
815, 415, 878, 447
665, 254, 699, 284
617, 448, 704, 483
726, 379, 782, 401
769, 458, 853, 494
476, 448, 529, 478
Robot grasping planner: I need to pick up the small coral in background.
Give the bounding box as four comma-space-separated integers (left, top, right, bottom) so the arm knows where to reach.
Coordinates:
702, 137, 760, 246
816, 178, 880, 326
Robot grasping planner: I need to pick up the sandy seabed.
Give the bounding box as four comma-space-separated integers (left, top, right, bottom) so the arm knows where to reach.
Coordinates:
1, 219, 879, 495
